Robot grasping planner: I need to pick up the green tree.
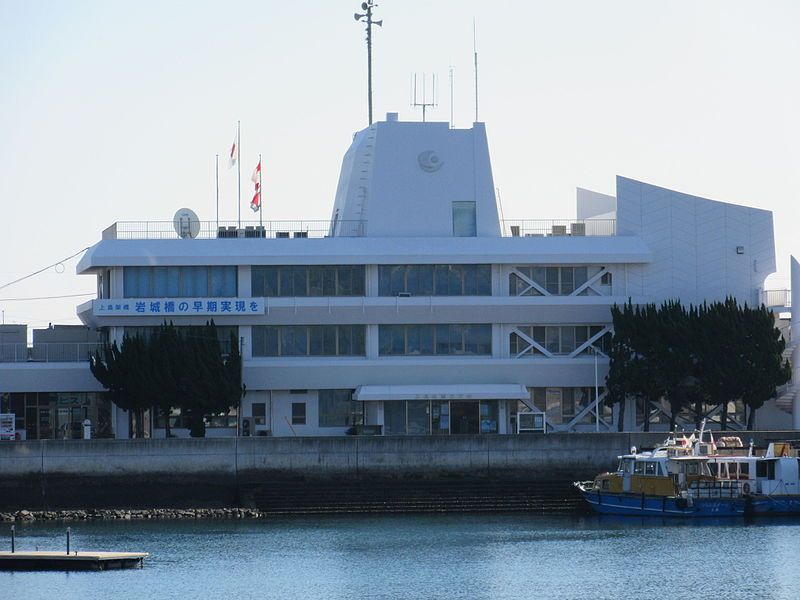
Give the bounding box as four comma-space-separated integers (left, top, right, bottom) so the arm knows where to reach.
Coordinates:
89, 335, 155, 438
739, 304, 791, 429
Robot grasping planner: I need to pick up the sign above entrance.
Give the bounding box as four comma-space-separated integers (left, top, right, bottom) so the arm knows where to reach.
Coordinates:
93, 298, 265, 317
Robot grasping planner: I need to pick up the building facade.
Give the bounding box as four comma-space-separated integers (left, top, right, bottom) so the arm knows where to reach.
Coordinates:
1, 114, 793, 438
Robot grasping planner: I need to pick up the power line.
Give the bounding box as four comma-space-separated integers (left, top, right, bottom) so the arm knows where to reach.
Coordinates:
0, 247, 90, 292
0, 292, 95, 302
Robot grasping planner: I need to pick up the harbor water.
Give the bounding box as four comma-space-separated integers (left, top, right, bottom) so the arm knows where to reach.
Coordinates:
3, 514, 800, 600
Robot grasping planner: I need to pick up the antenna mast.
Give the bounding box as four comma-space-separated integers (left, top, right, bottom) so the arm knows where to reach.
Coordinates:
411, 73, 437, 122
448, 65, 454, 128
354, 1, 383, 125
473, 19, 479, 122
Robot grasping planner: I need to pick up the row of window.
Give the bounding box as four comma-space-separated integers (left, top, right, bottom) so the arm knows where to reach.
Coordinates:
510, 266, 610, 296
378, 264, 492, 296
379, 324, 492, 356
528, 387, 606, 425
510, 325, 610, 356
251, 266, 365, 297
123, 266, 238, 298
121, 265, 613, 299
252, 325, 366, 357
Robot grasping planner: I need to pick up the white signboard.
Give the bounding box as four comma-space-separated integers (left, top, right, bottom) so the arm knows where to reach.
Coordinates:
0, 414, 15, 441
93, 298, 265, 316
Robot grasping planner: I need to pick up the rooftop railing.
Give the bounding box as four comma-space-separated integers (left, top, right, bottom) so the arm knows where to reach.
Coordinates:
101, 218, 618, 240
761, 289, 791, 309
500, 219, 616, 237
104, 220, 365, 240
0, 343, 105, 363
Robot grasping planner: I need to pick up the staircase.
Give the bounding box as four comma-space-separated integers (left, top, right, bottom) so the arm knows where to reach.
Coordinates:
243, 479, 588, 516
776, 345, 796, 414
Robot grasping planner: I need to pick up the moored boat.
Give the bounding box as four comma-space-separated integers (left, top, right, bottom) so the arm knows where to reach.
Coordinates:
575, 424, 747, 517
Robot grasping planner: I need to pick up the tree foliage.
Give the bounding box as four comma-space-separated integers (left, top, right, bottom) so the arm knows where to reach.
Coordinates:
90, 321, 244, 437
606, 298, 790, 431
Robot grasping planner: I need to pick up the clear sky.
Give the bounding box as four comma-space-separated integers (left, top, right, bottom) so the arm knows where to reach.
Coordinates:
1, 0, 798, 332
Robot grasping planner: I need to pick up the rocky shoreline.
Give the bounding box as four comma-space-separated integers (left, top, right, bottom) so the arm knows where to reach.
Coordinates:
1, 508, 264, 523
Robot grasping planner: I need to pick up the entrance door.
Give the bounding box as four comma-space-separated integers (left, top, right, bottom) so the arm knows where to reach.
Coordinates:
450, 401, 479, 434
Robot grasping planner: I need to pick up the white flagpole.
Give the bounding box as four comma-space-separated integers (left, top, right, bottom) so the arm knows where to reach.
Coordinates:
258, 153, 263, 228
237, 120, 241, 230
215, 154, 219, 233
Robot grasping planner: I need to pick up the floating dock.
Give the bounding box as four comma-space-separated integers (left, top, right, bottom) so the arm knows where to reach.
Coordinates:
0, 551, 148, 571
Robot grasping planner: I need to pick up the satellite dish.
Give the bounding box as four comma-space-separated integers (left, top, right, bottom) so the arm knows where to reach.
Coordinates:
173, 208, 200, 239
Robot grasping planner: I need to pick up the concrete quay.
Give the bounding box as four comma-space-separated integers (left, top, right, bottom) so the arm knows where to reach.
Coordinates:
1, 432, 797, 513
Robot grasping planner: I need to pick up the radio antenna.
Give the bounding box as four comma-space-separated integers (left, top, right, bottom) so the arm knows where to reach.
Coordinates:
411, 73, 437, 122
354, 1, 383, 125
448, 64, 454, 128
473, 18, 479, 122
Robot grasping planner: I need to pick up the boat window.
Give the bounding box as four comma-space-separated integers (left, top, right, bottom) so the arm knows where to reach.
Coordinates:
634, 462, 645, 475
739, 462, 749, 478
601, 479, 610, 490
768, 462, 776, 480
728, 463, 738, 479
708, 463, 718, 477
757, 461, 768, 478
687, 463, 699, 476
645, 462, 657, 476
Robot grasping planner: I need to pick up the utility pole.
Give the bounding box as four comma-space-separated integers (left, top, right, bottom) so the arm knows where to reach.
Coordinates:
354, 1, 382, 125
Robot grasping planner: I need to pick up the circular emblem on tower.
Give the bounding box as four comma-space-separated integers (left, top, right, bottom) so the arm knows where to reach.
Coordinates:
418, 150, 443, 173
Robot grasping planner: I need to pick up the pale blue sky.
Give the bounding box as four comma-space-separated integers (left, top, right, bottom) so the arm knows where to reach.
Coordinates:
1, 0, 798, 328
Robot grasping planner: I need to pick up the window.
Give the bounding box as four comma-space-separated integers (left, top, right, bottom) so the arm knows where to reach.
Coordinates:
384, 401, 407, 435
291, 403, 306, 425
251, 266, 365, 297
452, 201, 477, 237
252, 402, 266, 426
509, 266, 607, 296
124, 326, 237, 353
645, 462, 657, 476
634, 462, 645, 475
378, 265, 491, 296
510, 325, 611, 356
318, 389, 356, 428
123, 266, 237, 298
378, 324, 491, 356
252, 325, 365, 357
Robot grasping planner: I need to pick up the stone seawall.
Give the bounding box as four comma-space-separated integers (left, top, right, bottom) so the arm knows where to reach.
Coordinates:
1, 432, 797, 513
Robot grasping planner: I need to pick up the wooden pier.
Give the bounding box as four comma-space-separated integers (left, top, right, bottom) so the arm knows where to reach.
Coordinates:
0, 551, 148, 571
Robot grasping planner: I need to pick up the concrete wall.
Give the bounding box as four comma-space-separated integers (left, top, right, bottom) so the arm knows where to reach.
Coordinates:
2, 431, 799, 510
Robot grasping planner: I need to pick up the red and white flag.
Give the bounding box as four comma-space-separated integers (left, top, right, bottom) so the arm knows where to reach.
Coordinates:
250, 158, 262, 212
228, 135, 238, 169
251, 182, 261, 212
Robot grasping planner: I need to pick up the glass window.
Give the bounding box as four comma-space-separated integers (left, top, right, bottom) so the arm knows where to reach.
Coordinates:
318, 389, 355, 427
545, 268, 560, 294
452, 201, 477, 237
253, 326, 364, 357
384, 401, 407, 435
477, 265, 492, 295
407, 401, 429, 435
480, 400, 498, 433
251, 266, 364, 297
308, 267, 324, 296
291, 402, 306, 425
378, 324, 491, 356
418, 265, 434, 295
378, 265, 490, 296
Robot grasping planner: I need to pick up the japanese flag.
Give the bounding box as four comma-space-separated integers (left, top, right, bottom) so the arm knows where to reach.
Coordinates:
228, 136, 238, 169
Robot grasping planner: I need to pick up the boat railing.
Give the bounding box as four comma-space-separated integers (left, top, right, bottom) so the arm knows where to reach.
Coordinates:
688, 480, 743, 499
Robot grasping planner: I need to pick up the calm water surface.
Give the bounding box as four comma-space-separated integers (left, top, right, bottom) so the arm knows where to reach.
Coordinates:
3, 514, 799, 600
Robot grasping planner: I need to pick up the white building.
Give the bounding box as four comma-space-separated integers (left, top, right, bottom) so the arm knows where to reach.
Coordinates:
1, 114, 794, 438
